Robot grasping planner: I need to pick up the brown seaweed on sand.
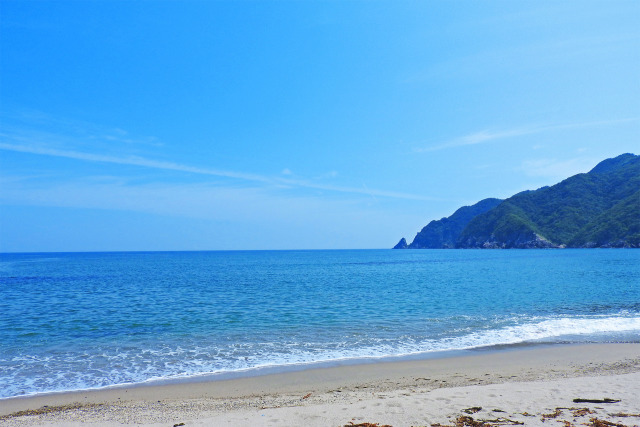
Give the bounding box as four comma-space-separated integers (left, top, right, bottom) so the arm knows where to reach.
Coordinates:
454, 416, 492, 427
587, 418, 627, 427
433, 415, 524, 427
0, 403, 105, 421
344, 423, 393, 427
571, 408, 595, 417
541, 408, 563, 420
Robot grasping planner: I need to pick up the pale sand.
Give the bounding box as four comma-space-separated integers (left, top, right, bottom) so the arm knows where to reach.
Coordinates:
1, 343, 639, 426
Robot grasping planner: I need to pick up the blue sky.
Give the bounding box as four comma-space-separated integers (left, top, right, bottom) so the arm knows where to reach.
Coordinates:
1, 0, 638, 251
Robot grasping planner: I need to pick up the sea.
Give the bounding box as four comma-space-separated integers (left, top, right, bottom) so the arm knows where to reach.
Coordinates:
1, 249, 639, 399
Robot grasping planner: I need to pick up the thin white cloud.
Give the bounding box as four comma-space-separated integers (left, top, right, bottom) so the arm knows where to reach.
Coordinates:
405, 32, 640, 85
0, 142, 272, 183
418, 128, 534, 152
417, 117, 640, 152
276, 176, 436, 201
520, 157, 601, 179
1, 109, 163, 147
315, 170, 339, 179
0, 142, 435, 201
0, 176, 426, 250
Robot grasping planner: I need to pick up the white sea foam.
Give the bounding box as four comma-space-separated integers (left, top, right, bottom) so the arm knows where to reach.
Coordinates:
2, 313, 639, 399
449, 315, 638, 349
192, 313, 640, 371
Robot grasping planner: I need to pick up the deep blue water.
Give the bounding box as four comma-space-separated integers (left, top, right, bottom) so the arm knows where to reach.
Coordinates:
1, 249, 639, 398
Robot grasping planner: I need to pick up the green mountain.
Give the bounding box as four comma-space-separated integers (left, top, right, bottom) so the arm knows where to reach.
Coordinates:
568, 189, 640, 247
396, 198, 502, 249
395, 153, 640, 249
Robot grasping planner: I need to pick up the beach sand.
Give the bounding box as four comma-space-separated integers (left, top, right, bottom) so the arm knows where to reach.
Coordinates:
1, 343, 639, 426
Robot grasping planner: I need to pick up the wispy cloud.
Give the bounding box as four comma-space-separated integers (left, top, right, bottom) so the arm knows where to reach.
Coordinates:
0, 142, 272, 183
277, 176, 433, 201
0, 142, 434, 201
520, 157, 601, 180
0, 109, 436, 201
418, 128, 534, 152
0, 175, 426, 250
416, 117, 640, 152
405, 31, 640, 85
1, 109, 164, 148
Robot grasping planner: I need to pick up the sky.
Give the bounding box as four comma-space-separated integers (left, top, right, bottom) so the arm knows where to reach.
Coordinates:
0, 0, 639, 252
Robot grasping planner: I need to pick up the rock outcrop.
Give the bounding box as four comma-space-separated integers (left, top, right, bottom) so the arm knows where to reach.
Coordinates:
405, 198, 502, 249
393, 238, 408, 249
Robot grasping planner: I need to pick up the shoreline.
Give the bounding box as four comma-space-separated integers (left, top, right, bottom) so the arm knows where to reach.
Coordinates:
0, 342, 572, 402
2, 343, 639, 426
4, 338, 637, 402
0, 342, 607, 403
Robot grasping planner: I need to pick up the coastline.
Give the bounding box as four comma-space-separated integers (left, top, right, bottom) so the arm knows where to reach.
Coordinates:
2, 343, 639, 426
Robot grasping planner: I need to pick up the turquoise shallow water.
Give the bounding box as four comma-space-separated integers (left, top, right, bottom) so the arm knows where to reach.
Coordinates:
1, 249, 639, 398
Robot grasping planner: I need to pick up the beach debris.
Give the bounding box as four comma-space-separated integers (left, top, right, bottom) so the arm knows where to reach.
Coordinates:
573, 398, 621, 404
541, 408, 563, 420
434, 407, 632, 427
0, 403, 105, 421
344, 422, 392, 427
571, 407, 594, 417
462, 407, 483, 414
587, 418, 627, 427
173, 423, 185, 427
433, 414, 525, 427
302, 393, 312, 399
479, 417, 523, 425
453, 415, 491, 426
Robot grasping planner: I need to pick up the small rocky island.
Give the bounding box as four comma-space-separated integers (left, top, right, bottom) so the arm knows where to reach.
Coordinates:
395, 153, 640, 249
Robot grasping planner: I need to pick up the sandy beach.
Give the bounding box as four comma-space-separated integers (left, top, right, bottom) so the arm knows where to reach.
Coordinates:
1, 343, 639, 427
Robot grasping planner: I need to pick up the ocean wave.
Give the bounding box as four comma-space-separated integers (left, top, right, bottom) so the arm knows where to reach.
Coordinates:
444, 314, 640, 350
2, 313, 639, 399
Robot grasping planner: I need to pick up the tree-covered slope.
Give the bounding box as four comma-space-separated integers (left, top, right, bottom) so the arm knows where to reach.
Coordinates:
394, 153, 640, 249
569, 190, 640, 247
457, 153, 639, 248
456, 200, 555, 248
405, 198, 502, 248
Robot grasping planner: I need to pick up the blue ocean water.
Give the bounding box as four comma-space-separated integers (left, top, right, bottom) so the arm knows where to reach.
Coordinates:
1, 249, 639, 399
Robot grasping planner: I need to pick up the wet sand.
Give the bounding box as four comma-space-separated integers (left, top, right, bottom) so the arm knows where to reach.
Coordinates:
1, 343, 639, 426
